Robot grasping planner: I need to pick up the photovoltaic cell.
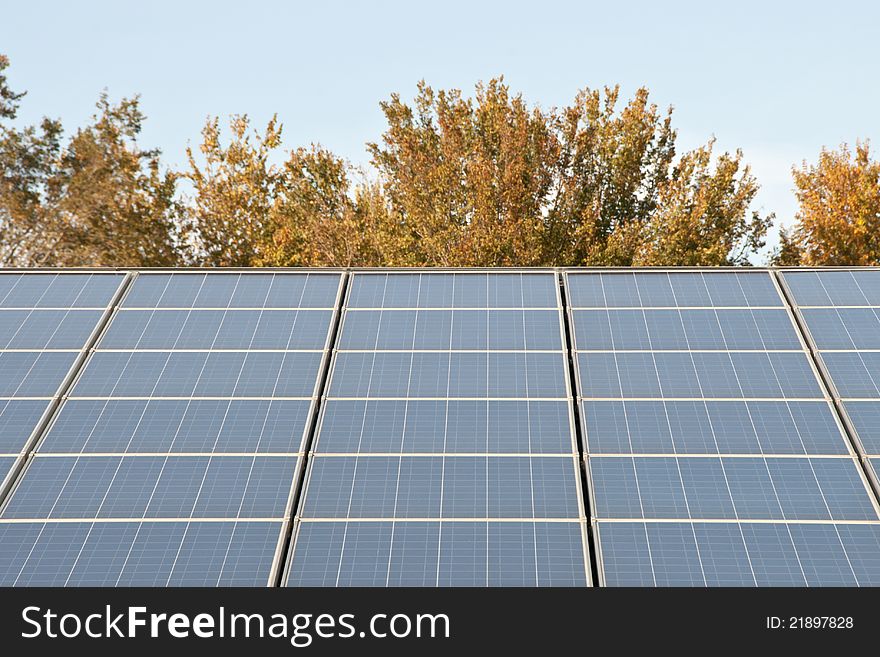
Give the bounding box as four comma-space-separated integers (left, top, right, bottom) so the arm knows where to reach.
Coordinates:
286, 271, 588, 587
568, 270, 880, 586
0, 271, 342, 587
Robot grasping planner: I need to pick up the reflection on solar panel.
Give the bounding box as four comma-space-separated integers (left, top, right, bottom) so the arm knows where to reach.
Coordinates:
284, 272, 590, 586
2, 268, 880, 587
0, 272, 342, 586
568, 270, 880, 586
782, 269, 880, 516
0, 273, 125, 500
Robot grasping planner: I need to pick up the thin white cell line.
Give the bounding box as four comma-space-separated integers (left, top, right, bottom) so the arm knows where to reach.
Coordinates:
592, 518, 880, 525
92, 348, 325, 353
586, 453, 860, 459
0, 349, 83, 353
0, 307, 112, 311
32, 452, 303, 458
0, 517, 286, 524
67, 396, 317, 401
569, 305, 786, 311
119, 307, 338, 311
0, 397, 54, 401
309, 452, 579, 458
344, 307, 561, 311
796, 305, 880, 310
575, 397, 828, 402
574, 349, 806, 354
333, 349, 565, 354
816, 350, 880, 353
296, 517, 586, 523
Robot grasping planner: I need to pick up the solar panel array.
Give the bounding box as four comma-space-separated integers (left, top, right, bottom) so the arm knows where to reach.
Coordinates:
284, 272, 589, 586
567, 270, 880, 586
781, 270, 880, 518
0, 272, 342, 585
1, 267, 880, 587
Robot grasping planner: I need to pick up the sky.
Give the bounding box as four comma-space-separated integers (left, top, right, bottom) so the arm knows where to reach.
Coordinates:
2, 0, 878, 260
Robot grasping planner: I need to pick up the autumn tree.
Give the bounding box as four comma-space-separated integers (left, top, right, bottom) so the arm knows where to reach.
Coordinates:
0, 55, 182, 266
370, 79, 771, 266
369, 80, 557, 265
184, 115, 389, 267
0, 55, 63, 265
184, 115, 284, 266
773, 141, 880, 266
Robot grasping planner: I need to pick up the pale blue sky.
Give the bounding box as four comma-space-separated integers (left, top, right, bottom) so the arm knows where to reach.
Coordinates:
2, 0, 878, 258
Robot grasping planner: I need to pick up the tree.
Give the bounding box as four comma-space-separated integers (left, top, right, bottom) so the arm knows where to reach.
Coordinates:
0, 56, 182, 266
773, 142, 880, 266
369, 79, 557, 266
184, 116, 388, 267
47, 95, 181, 266
636, 142, 770, 266
268, 146, 389, 267
369, 79, 770, 266
184, 115, 284, 266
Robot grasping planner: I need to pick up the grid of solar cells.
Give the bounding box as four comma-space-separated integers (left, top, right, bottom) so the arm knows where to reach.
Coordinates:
286, 271, 589, 586
0, 271, 342, 586
0, 273, 124, 497
566, 270, 880, 586
781, 269, 880, 497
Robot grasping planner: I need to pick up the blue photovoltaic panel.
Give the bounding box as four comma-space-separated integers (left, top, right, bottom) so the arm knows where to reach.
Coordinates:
287, 521, 588, 587
0, 273, 123, 308
782, 270, 880, 468
0, 521, 281, 586
2, 456, 297, 519
315, 400, 574, 454
589, 457, 877, 521
121, 272, 341, 308
287, 271, 588, 587
300, 456, 580, 519
0, 273, 125, 500
0, 271, 342, 587
346, 272, 559, 309
6, 267, 880, 589
37, 399, 311, 454
568, 270, 880, 586
583, 400, 850, 455
566, 271, 784, 308
597, 522, 880, 586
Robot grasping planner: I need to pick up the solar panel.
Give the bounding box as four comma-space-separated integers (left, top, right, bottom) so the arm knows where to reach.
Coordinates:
781, 269, 880, 507
0, 271, 342, 586
3, 267, 880, 589
0, 272, 126, 502
285, 271, 590, 587
567, 270, 880, 586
